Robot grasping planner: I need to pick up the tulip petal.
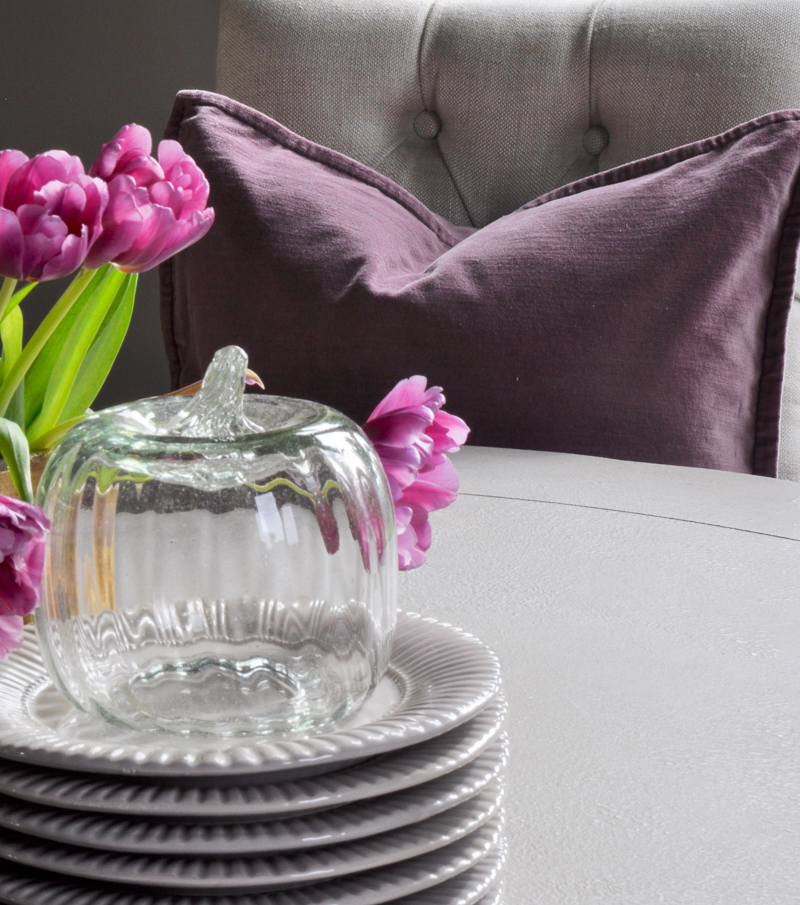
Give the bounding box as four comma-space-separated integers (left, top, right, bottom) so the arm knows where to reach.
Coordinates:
0, 150, 28, 207
149, 180, 182, 216
402, 456, 460, 512
409, 504, 431, 552
157, 141, 210, 215
0, 498, 50, 534
117, 208, 215, 273
427, 409, 471, 453
18, 208, 70, 281
367, 375, 429, 421
83, 181, 144, 269
45, 181, 87, 226
156, 139, 187, 174
0, 497, 50, 618
5, 155, 68, 209
362, 407, 433, 448
394, 503, 424, 570
0, 615, 24, 660
40, 230, 88, 281
372, 445, 421, 494
90, 124, 154, 180
45, 150, 84, 180
0, 209, 24, 280
0, 559, 38, 616
0, 497, 50, 619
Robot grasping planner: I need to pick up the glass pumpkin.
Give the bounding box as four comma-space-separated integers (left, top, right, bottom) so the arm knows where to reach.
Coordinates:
34, 347, 397, 736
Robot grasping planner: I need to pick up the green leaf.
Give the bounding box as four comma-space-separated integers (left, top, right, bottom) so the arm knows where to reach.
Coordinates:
57, 273, 137, 426
1, 282, 36, 322
0, 417, 32, 502
0, 306, 25, 428
0, 267, 97, 421
27, 267, 128, 447
27, 414, 87, 454
23, 267, 112, 431
27, 268, 130, 446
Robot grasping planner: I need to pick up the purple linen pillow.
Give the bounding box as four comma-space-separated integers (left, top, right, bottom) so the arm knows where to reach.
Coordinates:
161, 91, 800, 476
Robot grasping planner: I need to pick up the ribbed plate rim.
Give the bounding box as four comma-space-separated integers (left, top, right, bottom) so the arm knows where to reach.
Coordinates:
0, 736, 507, 854
0, 818, 506, 905
0, 698, 506, 821
0, 786, 504, 892
0, 612, 501, 777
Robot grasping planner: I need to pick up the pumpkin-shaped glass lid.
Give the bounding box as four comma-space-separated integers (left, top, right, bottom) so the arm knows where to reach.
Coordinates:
109, 346, 326, 442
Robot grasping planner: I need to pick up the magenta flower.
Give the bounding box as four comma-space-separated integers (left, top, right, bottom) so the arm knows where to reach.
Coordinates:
0, 495, 51, 624
363, 376, 469, 570
85, 124, 214, 272
0, 149, 107, 281
89, 123, 164, 186
0, 615, 24, 660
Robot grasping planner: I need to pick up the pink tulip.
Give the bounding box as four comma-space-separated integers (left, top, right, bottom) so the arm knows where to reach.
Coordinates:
0, 495, 51, 621
0, 149, 107, 281
363, 376, 469, 570
395, 502, 431, 571
0, 615, 24, 660
85, 124, 214, 272
88, 123, 163, 187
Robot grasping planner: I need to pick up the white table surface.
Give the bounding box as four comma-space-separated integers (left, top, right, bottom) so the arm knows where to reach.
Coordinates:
400, 447, 800, 905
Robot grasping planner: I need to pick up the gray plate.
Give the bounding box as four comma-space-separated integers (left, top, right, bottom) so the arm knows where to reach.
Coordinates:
0, 817, 505, 905
0, 788, 503, 893
472, 883, 504, 905
403, 873, 504, 905
0, 697, 506, 821
0, 737, 506, 855
0, 614, 502, 780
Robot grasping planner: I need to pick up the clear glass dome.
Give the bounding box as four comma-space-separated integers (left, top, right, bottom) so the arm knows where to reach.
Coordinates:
34, 348, 397, 736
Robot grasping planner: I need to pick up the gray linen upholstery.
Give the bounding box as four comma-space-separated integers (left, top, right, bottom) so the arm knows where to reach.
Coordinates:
216, 0, 800, 478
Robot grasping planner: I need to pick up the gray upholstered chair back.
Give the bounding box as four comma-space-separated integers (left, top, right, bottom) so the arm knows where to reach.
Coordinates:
217, 0, 800, 227
216, 0, 800, 477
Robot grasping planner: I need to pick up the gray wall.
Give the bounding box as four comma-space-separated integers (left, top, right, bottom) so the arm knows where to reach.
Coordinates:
0, 0, 220, 408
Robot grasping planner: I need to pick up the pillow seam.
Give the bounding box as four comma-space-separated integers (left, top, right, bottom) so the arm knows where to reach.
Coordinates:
524, 110, 800, 209
170, 90, 461, 249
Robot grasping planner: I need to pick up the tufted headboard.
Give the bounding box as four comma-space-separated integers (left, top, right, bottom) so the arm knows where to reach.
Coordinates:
217, 0, 800, 228
214, 0, 800, 476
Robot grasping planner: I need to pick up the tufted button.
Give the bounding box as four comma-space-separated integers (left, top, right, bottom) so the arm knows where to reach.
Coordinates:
582, 124, 610, 156
414, 110, 442, 140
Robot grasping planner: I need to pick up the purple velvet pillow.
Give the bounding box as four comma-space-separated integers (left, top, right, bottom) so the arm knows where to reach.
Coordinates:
161, 91, 800, 475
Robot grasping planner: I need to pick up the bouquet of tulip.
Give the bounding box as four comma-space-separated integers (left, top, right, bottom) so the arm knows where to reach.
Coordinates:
0, 124, 215, 503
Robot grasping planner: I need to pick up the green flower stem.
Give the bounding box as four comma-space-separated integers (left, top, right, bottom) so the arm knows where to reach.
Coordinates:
0, 277, 18, 325
0, 267, 96, 420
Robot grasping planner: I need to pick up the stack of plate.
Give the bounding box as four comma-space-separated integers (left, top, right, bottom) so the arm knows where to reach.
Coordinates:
0, 612, 506, 905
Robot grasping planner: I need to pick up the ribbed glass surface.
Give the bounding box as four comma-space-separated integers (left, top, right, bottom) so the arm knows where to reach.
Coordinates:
35, 387, 396, 737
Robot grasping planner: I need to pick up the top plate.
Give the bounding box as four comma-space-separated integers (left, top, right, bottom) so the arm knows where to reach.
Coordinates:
0, 612, 501, 780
